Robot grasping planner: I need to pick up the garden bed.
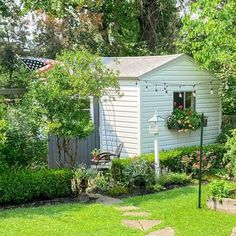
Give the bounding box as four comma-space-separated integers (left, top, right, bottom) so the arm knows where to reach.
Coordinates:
0, 194, 101, 210
207, 197, 236, 215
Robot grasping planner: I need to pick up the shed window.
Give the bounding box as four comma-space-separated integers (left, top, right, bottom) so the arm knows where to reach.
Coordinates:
173, 92, 195, 111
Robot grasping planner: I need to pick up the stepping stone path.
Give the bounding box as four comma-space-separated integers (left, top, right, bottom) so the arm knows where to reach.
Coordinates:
118, 205, 175, 235
146, 227, 175, 236
231, 228, 236, 236
118, 206, 140, 211
123, 211, 151, 217
95, 195, 123, 205
122, 219, 161, 231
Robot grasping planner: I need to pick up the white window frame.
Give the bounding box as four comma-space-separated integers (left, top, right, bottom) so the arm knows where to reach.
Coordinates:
173, 91, 196, 111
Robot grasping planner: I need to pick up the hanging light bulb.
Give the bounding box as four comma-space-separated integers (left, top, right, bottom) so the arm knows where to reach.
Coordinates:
210, 81, 214, 95
163, 83, 168, 94
155, 84, 158, 93
145, 80, 148, 90
135, 80, 138, 86
179, 85, 182, 98
192, 84, 196, 97
163, 83, 166, 92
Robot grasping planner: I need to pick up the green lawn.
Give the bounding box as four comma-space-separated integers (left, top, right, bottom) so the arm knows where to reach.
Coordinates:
0, 186, 235, 236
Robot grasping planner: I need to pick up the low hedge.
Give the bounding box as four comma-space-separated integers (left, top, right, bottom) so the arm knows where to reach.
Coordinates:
140, 143, 226, 173
0, 169, 73, 205
111, 144, 226, 181
158, 173, 191, 188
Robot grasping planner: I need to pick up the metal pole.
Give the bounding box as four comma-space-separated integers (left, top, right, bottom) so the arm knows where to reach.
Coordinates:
154, 133, 160, 178
198, 113, 204, 209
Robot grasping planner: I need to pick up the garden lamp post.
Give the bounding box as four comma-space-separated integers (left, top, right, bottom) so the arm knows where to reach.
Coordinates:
148, 111, 164, 178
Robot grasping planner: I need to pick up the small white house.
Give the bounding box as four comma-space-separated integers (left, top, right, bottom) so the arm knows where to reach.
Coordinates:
100, 54, 221, 157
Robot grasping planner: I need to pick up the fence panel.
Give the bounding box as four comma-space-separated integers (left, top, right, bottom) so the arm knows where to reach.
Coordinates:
48, 103, 100, 168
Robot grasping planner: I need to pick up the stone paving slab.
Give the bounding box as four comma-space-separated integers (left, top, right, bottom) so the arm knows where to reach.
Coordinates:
122, 219, 161, 231
146, 227, 175, 236
231, 228, 236, 236
123, 211, 151, 217
117, 206, 140, 211
95, 195, 123, 205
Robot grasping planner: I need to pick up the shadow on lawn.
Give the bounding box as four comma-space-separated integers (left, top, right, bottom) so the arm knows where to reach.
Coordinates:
0, 202, 109, 219
123, 186, 197, 206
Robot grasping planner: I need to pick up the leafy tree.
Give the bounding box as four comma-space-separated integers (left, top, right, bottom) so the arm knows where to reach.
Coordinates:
27, 50, 119, 167
0, 101, 48, 168
224, 129, 236, 178
0, 0, 30, 86
179, 0, 236, 114
23, 0, 181, 56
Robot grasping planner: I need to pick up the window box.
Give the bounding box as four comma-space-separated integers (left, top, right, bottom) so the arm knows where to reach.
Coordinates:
167, 108, 201, 131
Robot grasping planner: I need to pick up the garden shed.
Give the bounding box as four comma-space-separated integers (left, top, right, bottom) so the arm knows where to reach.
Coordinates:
100, 54, 221, 157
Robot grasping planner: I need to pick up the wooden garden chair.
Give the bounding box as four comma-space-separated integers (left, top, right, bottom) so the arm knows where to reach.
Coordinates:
91, 143, 124, 169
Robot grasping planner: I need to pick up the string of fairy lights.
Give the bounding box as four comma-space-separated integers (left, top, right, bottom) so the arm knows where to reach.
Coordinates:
135, 79, 228, 98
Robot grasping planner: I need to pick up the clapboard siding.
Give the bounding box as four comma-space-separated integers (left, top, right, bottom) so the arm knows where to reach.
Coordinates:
140, 57, 221, 153
100, 79, 139, 157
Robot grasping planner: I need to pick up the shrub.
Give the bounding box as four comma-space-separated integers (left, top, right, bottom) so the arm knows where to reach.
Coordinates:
158, 173, 191, 188
141, 143, 226, 175
94, 172, 111, 192
107, 186, 129, 197
224, 129, 236, 177
146, 183, 165, 193
208, 180, 231, 201
111, 159, 155, 188
111, 158, 133, 183
0, 169, 73, 204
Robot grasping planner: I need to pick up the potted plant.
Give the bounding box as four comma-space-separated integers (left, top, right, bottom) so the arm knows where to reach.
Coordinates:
167, 108, 201, 131
72, 165, 96, 195
91, 148, 100, 160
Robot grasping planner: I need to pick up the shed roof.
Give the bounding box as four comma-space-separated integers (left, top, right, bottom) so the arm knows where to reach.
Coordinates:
103, 54, 184, 78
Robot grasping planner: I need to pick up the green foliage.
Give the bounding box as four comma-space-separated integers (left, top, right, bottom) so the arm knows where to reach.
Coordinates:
166, 108, 201, 131
0, 169, 73, 204
179, 0, 236, 114
24, 50, 119, 167
0, 103, 48, 168
208, 180, 231, 201
22, 0, 180, 56
224, 129, 236, 177
111, 158, 133, 183
107, 185, 129, 197
0, 0, 30, 85
73, 165, 96, 183
111, 159, 155, 188
28, 50, 119, 139
146, 183, 165, 193
141, 144, 226, 176
158, 173, 191, 188
94, 172, 111, 192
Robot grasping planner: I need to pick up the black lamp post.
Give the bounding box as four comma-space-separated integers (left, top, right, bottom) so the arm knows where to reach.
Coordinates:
198, 113, 204, 209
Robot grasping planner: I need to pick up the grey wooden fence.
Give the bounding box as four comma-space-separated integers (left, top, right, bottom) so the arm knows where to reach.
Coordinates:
48, 103, 100, 168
